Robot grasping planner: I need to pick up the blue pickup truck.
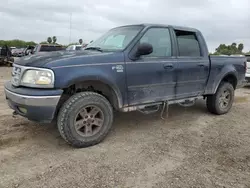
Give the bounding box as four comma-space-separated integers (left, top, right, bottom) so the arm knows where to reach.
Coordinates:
4, 24, 247, 148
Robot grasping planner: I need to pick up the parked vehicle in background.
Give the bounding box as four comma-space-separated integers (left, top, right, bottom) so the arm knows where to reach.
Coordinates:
0, 45, 14, 66
12, 48, 25, 57
23, 45, 36, 56
245, 55, 250, 84
32, 44, 64, 54
4, 23, 247, 148
66, 44, 82, 51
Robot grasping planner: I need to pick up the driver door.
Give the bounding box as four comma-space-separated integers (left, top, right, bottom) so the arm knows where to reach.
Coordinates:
126, 27, 177, 105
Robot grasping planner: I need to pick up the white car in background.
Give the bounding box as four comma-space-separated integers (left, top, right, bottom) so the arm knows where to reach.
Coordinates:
246, 55, 250, 84
66, 45, 82, 51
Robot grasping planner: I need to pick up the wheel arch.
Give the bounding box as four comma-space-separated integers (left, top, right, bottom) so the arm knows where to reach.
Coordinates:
62, 78, 123, 110
215, 73, 238, 93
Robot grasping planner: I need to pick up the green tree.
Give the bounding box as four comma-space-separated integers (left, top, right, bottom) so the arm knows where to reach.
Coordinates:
214, 43, 245, 55
215, 44, 230, 55
40, 41, 48, 44
52, 36, 57, 44
47, 37, 52, 44
67, 42, 79, 46
213, 52, 220, 55
0, 40, 36, 48
232, 42, 237, 47
238, 43, 244, 52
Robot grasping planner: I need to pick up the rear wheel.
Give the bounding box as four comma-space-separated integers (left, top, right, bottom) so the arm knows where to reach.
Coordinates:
206, 82, 234, 115
57, 91, 113, 148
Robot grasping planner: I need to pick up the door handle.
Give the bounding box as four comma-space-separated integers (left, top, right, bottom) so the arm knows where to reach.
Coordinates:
197, 63, 205, 67
163, 64, 173, 69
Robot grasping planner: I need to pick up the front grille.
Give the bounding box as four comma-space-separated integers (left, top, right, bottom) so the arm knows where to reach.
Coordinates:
11, 65, 23, 86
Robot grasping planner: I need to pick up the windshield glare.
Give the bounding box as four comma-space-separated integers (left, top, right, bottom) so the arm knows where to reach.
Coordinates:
87, 26, 143, 51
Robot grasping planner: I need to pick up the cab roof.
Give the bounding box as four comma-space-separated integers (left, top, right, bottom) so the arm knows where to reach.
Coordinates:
115, 23, 200, 33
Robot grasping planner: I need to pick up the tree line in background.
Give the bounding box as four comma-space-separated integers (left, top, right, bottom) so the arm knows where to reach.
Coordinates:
0, 39, 250, 55
39, 37, 85, 46
40, 36, 57, 44
0, 37, 85, 48
0, 39, 36, 48
211, 43, 250, 55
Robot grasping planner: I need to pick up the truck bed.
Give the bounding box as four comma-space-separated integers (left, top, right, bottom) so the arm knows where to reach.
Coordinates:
205, 55, 247, 93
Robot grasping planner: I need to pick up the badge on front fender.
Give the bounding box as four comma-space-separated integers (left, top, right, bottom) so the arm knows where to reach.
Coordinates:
112, 65, 123, 72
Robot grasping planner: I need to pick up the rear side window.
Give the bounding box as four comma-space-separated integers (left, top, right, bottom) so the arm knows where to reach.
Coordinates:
175, 30, 201, 57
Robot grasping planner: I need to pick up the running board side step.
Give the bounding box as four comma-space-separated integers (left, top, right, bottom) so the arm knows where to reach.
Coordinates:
138, 105, 160, 114
121, 96, 203, 119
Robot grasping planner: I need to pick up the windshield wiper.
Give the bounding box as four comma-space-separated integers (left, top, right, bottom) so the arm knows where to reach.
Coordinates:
84, 47, 103, 52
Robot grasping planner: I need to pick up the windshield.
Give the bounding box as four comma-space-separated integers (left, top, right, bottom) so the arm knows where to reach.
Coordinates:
86, 26, 143, 51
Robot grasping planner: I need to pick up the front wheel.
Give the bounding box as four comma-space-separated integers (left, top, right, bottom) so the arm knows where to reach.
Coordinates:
57, 91, 113, 148
206, 82, 235, 115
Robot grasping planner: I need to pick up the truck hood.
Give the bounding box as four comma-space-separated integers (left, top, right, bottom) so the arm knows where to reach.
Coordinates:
14, 50, 107, 67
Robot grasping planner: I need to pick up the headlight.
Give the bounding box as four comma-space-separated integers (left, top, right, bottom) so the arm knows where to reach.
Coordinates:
21, 69, 54, 88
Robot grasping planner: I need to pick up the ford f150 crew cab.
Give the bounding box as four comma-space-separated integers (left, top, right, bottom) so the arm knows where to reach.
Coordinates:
4, 24, 247, 148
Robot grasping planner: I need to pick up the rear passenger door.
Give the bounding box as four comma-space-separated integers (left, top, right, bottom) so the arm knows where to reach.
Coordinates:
174, 29, 209, 98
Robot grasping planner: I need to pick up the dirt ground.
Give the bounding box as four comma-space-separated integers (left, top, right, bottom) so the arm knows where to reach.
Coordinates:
0, 66, 250, 188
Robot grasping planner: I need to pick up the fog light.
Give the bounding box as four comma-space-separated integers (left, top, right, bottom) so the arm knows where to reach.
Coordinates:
18, 107, 27, 114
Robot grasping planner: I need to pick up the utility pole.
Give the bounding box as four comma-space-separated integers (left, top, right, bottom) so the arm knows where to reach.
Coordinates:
69, 13, 72, 44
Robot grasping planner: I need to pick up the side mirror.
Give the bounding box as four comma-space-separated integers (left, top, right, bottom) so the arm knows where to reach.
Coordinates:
136, 43, 153, 57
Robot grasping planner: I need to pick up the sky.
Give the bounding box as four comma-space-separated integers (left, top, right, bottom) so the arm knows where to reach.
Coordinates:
0, 0, 249, 52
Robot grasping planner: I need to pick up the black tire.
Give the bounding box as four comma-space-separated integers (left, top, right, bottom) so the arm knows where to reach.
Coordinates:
57, 91, 113, 148
206, 82, 234, 115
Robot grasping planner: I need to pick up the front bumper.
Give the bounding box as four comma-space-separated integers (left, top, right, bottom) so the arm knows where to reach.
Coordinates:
4, 81, 63, 123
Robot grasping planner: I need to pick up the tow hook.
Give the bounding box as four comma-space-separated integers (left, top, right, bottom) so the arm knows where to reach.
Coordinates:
12, 111, 18, 117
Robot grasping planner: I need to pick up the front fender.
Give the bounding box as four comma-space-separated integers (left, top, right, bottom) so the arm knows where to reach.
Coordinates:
53, 66, 125, 108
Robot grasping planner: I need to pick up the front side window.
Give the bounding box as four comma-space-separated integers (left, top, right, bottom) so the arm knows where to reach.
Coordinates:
139, 27, 172, 57
86, 26, 143, 51
175, 30, 201, 57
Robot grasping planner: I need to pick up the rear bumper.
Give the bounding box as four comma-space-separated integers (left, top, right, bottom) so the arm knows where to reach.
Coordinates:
4, 81, 63, 123
245, 76, 250, 83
